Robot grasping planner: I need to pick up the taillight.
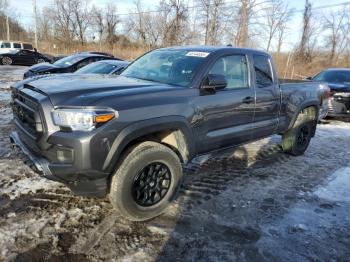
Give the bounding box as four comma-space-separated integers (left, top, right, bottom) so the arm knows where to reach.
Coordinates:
325, 87, 331, 99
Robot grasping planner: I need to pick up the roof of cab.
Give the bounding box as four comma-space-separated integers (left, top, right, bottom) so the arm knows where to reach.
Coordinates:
326, 68, 350, 71
156, 45, 270, 56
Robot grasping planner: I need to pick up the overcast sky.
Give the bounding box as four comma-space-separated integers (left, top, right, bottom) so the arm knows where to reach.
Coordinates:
6, 0, 350, 51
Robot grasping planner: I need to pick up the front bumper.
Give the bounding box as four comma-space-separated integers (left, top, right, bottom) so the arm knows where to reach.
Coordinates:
328, 93, 350, 117
10, 131, 109, 197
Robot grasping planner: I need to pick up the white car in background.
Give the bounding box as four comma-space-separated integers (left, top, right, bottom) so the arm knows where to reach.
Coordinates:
0, 41, 35, 54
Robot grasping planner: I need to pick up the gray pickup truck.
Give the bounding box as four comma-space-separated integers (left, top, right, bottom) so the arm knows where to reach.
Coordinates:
10, 46, 330, 221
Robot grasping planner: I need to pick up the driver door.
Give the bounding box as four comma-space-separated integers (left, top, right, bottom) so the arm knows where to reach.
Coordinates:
193, 54, 256, 153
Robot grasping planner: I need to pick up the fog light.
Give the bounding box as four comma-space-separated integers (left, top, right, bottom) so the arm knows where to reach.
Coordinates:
57, 147, 74, 163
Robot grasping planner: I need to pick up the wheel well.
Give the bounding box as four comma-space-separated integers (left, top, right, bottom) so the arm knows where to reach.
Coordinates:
297, 105, 318, 136
301, 105, 317, 120
121, 129, 190, 164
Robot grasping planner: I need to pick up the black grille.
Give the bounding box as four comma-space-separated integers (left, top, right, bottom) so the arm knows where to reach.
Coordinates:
12, 90, 42, 139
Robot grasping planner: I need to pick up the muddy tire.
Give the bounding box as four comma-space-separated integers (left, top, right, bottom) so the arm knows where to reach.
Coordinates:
282, 108, 316, 156
109, 141, 182, 221
1, 56, 12, 65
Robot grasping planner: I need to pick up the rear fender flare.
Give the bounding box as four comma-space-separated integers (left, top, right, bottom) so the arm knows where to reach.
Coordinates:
287, 101, 319, 134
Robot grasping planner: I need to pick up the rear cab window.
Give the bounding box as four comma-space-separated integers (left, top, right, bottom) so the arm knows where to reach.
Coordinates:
253, 55, 274, 88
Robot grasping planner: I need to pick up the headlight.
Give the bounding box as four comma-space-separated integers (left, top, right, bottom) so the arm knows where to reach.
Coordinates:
52, 108, 117, 131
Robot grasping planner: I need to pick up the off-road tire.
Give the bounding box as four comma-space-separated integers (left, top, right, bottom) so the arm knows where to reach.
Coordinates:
282, 108, 316, 156
109, 141, 182, 221
1, 56, 12, 65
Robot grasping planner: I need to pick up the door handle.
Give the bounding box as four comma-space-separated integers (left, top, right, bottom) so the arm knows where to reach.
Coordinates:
242, 96, 254, 104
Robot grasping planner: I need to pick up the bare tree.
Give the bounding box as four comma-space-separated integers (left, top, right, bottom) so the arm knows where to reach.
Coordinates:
235, 0, 253, 47
323, 7, 348, 63
51, 0, 75, 46
261, 0, 293, 52
91, 6, 105, 50
37, 7, 52, 42
276, 19, 288, 54
196, 0, 225, 45
297, 0, 312, 62
234, 0, 262, 47
71, 0, 90, 45
105, 2, 120, 47
159, 0, 189, 46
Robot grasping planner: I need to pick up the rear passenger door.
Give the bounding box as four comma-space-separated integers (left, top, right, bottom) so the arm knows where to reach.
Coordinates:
252, 54, 280, 139
194, 54, 256, 153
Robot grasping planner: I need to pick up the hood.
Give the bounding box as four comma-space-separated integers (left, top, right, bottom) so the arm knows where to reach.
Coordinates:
326, 82, 350, 93
28, 63, 63, 73
25, 74, 183, 106
12, 73, 75, 90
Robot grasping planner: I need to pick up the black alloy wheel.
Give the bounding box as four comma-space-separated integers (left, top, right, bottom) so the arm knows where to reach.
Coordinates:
132, 162, 171, 207
296, 124, 311, 150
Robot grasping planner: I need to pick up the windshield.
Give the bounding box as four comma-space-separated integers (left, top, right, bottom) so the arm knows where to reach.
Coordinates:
313, 70, 350, 83
75, 62, 118, 74
121, 50, 210, 87
54, 55, 85, 68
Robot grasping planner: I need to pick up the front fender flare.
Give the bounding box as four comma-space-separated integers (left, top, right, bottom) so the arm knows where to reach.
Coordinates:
102, 116, 195, 172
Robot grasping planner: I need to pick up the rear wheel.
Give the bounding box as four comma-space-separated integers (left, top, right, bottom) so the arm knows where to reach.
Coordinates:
282, 108, 316, 156
109, 141, 182, 221
1, 56, 12, 65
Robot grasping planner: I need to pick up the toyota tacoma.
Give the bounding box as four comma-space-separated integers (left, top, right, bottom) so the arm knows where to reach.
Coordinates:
10, 46, 330, 221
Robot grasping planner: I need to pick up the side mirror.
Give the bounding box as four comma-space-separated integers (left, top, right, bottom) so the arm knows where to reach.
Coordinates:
202, 74, 227, 92
305, 76, 312, 80
34, 48, 38, 53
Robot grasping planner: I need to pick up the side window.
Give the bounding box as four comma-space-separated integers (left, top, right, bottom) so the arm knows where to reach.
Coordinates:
1, 42, 11, 48
208, 55, 249, 89
76, 59, 92, 69
23, 44, 33, 50
13, 43, 22, 48
253, 55, 273, 88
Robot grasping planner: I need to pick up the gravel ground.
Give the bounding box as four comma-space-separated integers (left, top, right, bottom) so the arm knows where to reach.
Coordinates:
0, 66, 350, 261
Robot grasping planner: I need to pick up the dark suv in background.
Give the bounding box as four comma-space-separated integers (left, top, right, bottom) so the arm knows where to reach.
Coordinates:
309, 68, 350, 117
23, 53, 122, 79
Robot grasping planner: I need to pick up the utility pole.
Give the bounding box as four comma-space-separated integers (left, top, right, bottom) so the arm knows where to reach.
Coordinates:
32, 0, 38, 49
6, 14, 10, 40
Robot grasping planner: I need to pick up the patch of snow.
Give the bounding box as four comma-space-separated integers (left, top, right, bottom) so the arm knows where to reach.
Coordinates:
1, 175, 60, 200
316, 121, 350, 138
0, 66, 27, 89
0, 217, 49, 258
314, 167, 350, 202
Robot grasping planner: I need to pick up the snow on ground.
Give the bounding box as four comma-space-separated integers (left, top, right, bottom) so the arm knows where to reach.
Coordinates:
0, 66, 350, 261
0, 66, 27, 89
317, 119, 350, 137
315, 167, 350, 202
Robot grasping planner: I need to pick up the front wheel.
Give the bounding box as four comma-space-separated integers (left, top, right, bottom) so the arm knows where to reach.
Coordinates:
109, 141, 182, 221
1, 56, 12, 65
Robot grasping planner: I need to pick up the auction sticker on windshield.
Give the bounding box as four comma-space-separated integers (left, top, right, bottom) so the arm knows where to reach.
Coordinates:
186, 51, 210, 58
